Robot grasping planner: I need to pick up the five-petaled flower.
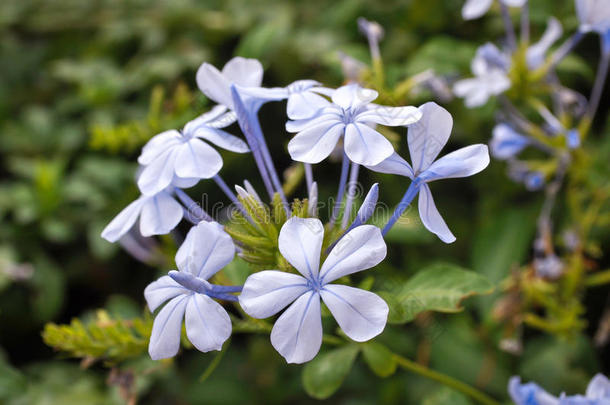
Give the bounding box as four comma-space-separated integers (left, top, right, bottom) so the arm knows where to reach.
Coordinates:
239, 217, 389, 364
509, 373, 610, 405
144, 221, 240, 360
286, 83, 421, 166
368, 102, 490, 243
137, 105, 249, 196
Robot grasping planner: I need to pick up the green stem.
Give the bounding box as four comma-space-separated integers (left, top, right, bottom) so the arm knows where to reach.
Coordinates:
585, 269, 610, 287
393, 354, 500, 405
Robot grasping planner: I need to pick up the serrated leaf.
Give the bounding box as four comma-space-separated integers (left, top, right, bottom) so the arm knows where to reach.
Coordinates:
302, 344, 360, 399
383, 263, 494, 323
361, 341, 397, 378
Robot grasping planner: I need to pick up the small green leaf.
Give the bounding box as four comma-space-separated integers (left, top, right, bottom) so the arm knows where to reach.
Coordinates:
302, 344, 360, 399
383, 263, 494, 323
361, 341, 397, 378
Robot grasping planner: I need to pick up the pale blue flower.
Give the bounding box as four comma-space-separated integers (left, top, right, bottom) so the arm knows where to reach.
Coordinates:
454, 43, 511, 108
509, 374, 610, 405
527, 18, 563, 69
490, 124, 532, 160
576, 0, 610, 35
239, 217, 388, 364
462, 0, 527, 20
137, 105, 249, 196
367, 102, 490, 243
286, 83, 421, 165
567, 129, 581, 149
144, 221, 240, 360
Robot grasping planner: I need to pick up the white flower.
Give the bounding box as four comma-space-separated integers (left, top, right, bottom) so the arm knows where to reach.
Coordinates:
286, 83, 422, 166
144, 221, 237, 360
367, 102, 490, 243
239, 217, 388, 364
462, 0, 527, 20
454, 43, 511, 108
137, 105, 249, 196
576, 0, 610, 34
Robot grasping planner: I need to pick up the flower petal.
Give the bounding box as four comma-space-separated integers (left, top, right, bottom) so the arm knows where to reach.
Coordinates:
174, 139, 223, 179
101, 197, 146, 242
407, 102, 452, 174
287, 118, 344, 164
344, 122, 394, 166
490, 124, 531, 160
138, 130, 182, 166
586, 374, 610, 399
331, 83, 378, 110
139, 191, 183, 237
144, 275, 188, 312
508, 376, 559, 405
365, 152, 415, 179
502, 0, 526, 6
184, 293, 232, 352
285, 108, 342, 132
270, 291, 322, 364
278, 217, 324, 280
182, 105, 231, 136
320, 284, 388, 341
462, 0, 493, 19
287, 91, 331, 120
319, 224, 386, 284
137, 149, 177, 196
148, 295, 189, 360
356, 105, 422, 127
527, 17, 562, 69
419, 144, 490, 182
417, 184, 456, 244
175, 221, 235, 279
239, 271, 310, 318
221, 57, 263, 88
194, 127, 249, 153
196, 63, 233, 108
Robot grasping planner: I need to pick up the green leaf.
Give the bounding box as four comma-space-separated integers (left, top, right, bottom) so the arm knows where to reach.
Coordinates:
361, 341, 397, 378
302, 344, 360, 399
383, 263, 494, 323
422, 386, 474, 405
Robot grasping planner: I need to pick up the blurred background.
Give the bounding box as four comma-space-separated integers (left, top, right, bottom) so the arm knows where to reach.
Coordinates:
0, 0, 608, 403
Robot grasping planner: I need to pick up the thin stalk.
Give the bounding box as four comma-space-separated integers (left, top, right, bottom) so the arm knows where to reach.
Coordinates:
585, 269, 610, 287
304, 163, 313, 195
329, 151, 350, 226
174, 188, 213, 222
500, 2, 517, 51
341, 163, 360, 228
520, 1, 529, 45
582, 49, 610, 135
214, 175, 239, 205
382, 180, 420, 235
393, 354, 500, 405
548, 31, 584, 70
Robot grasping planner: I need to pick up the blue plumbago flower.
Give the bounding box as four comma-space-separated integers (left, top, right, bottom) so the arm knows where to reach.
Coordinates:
576, 0, 610, 35
527, 18, 563, 69
144, 221, 241, 360
567, 129, 581, 149
453, 43, 511, 108
462, 0, 526, 20
490, 124, 532, 160
367, 102, 490, 243
137, 105, 249, 196
239, 217, 388, 364
196, 57, 264, 110
101, 180, 186, 242
286, 83, 422, 166
509, 374, 610, 405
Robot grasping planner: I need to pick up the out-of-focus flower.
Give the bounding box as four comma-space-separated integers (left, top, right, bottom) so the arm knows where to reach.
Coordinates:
368, 102, 490, 243
509, 374, 610, 404
527, 18, 563, 69
286, 83, 421, 165
462, 0, 527, 20
575, 0, 610, 35
239, 217, 388, 364
490, 124, 532, 160
144, 221, 239, 360
454, 43, 511, 107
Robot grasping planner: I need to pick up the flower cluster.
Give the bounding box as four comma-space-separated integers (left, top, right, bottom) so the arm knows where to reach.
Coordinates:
101, 55, 489, 363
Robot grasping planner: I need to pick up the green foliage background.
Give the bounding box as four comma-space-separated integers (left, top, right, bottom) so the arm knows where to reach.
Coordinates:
0, 0, 608, 403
